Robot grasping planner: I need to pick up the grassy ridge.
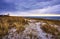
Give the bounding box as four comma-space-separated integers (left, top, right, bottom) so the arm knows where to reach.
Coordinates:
0, 16, 28, 37
0, 16, 60, 39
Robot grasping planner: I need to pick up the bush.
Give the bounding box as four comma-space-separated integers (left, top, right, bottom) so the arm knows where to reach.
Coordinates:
16, 25, 25, 33
41, 24, 59, 35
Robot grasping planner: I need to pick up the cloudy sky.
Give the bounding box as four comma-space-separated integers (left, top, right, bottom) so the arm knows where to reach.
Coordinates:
0, 0, 60, 16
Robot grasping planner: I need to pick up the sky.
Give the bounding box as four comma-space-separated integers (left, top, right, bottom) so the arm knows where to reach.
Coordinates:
0, 0, 60, 16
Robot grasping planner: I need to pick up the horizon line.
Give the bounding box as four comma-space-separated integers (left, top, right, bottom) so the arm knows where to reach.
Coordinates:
10, 14, 60, 16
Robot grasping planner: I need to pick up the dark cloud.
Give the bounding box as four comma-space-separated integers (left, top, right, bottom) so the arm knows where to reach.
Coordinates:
0, 0, 60, 14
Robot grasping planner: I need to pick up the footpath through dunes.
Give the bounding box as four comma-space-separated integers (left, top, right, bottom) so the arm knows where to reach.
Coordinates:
0, 16, 60, 39
23, 19, 52, 39
2, 19, 53, 39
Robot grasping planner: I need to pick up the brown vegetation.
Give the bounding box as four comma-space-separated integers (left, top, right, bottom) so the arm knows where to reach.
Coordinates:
0, 16, 28, 37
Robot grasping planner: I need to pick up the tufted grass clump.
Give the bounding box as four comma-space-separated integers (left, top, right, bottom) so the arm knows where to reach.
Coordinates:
41, 23, 60, 39
0, 16, 28, 38
41, 24, 59, 35
16, 25, 25, 33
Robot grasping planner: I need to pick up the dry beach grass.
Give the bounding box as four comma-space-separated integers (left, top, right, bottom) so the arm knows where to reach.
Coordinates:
0, 16, 60, 39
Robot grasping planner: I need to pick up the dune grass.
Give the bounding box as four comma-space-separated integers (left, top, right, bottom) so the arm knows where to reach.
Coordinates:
0, 16, 28, 37
41, 21, 60, 39
0, 16, 60, 39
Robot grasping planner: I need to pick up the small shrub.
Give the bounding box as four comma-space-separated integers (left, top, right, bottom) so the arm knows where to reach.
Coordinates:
17, 25, 25, 33
41, 24, 59, 35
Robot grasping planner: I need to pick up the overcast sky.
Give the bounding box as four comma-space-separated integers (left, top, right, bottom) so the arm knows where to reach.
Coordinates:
0, 0, 60, 16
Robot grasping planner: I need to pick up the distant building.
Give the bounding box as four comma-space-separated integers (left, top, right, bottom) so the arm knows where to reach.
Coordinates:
0, 13, 10, 17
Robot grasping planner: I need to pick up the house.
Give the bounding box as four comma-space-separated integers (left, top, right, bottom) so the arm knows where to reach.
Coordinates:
0, 14, 10, 17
